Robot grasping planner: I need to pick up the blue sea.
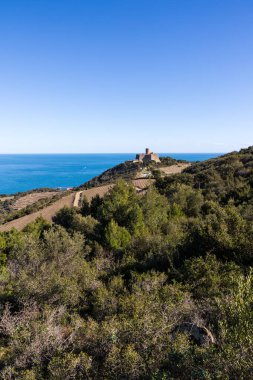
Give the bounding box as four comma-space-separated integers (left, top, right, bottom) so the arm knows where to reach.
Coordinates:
0, 153, 222, 195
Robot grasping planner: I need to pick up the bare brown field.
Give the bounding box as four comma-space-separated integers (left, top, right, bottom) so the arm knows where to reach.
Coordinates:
159, 163, 191, 175
0, 193, 74, 232
12, 191, 59, 210
0, 196, 14, 202
81, 184, 114, 202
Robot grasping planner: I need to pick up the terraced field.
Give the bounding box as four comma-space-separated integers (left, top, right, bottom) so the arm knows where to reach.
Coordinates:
0, 179, 159, 232
12, 191, 59, 210
132, 179, 155, 191
159, 163, 190, 175
0, 196, 14, 202
73, 185, 114, 208
0, 193, 74, 232
82, 184, 114, 201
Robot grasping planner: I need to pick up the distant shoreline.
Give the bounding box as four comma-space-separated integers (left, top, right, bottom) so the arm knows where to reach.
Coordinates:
0, 153, 222, 195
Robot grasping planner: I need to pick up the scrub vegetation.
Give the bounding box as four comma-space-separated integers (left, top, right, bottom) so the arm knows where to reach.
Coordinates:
0, 147, 253, 379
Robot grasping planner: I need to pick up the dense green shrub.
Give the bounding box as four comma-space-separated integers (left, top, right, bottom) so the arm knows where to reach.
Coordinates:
0, 148, 253, 378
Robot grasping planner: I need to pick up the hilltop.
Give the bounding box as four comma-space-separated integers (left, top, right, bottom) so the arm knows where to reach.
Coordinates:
156, 146, 253, 208
78, 154, 188, 189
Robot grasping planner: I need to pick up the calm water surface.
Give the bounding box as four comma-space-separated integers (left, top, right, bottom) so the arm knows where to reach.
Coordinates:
0, 153, 222, 195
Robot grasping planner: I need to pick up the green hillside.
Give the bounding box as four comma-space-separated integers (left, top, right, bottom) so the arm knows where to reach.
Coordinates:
78, 156, 181, 188
0, 147, 252, 379
157, 146, 253, 203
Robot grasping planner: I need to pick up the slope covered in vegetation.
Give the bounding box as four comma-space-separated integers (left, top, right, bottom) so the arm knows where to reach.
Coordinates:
79, 156, 181, 189
0, 147, 252, 379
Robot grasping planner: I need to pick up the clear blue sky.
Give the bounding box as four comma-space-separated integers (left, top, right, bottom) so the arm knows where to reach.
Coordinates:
0, 0, 252, 153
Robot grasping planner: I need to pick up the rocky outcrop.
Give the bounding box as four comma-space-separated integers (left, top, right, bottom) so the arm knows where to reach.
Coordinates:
173, 322, 215, 347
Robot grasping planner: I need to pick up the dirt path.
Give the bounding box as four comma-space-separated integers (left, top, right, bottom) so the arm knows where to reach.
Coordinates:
73, 191, 82, 207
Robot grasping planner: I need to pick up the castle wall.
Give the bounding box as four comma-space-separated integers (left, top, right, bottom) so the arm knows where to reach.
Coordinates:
136, 149, 160, 163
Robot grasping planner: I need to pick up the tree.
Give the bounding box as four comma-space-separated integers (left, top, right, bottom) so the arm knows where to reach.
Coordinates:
128, 204, 147, 237
140, 187, 169, 233
90, 194, 104, 220
217, 270, 253, 377
52, 206, 78, 230
101, 180, 138, 228
23, 216, 51, 238
8, 227, 95, 307
80, 195, 90, 216
105, 220, 131, 250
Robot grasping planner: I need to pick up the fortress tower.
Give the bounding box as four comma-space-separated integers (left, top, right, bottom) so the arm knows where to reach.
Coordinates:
136, 148, 160, 163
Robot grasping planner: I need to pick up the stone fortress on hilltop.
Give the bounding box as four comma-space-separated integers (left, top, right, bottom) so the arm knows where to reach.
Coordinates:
135, 148, 160, 163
